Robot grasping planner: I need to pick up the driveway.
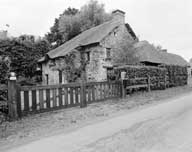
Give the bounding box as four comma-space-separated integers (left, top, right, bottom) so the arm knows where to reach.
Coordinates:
5, 92, 192, 152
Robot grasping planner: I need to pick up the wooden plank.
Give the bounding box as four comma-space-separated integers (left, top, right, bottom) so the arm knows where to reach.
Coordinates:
39, 89, 44, 109
126, 84, 148, 89
92, 85, 95, 102
75, 87, 79, 104
100, 84, 103, 100
70, 87, 74, 105
108, 84, 111, 98
32, 90, 37, 111
113, 84, 116, 96
80, 82, 87, 108
88, 86, 91, 103
46, 89, 50, 109
19, 81, 121, 91
111, 84, 115, 98
52, 88, 57, 107
16, 88, 22, 117
58, 88, 62, 106
24, 91, 29, 112
20, 83, 81, 91
103, 84, 106, 99
64, 87, 68, 106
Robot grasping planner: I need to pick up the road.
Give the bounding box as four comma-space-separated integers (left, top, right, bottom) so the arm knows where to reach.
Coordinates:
5, 92, 192, 152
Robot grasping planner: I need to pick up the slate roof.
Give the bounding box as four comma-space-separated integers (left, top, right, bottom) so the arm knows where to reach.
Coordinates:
134, 41, 189, 67
39, 19, 137, 62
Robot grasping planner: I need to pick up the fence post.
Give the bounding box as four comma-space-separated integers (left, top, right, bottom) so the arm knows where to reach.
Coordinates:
147, 75, 151, 92
80, 68, 87, 108
80, 81, 86, 108
120, 71, 126, 98
164, 74, 167, 89
8, 72, 18, 120
121, 80, 126, 98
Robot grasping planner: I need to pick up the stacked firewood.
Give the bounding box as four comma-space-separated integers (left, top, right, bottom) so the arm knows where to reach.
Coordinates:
108, 65, 188, 91
112, 65, 167, 90
164, 65, 188, 87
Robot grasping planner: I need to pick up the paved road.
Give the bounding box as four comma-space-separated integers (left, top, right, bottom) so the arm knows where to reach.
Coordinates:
5, 93, 192, 152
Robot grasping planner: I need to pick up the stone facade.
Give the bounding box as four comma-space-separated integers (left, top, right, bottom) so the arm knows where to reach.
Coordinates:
41, 10, 136, 85
42, 50, 81, 84
86, 25, 135, 82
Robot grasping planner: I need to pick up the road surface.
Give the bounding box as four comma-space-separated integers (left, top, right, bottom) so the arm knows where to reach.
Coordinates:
5, 92, 192, 152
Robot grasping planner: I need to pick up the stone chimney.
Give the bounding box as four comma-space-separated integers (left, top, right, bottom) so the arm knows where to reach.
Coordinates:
112, 9, 125, 24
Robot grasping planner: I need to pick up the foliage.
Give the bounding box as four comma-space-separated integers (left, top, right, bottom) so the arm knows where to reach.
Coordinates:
78, 0, 111, 31
0, 38, 50, 81
45, 7, 79, 48
46, 0, 111, 48
54, 53, 82, 82
112, 42, 139, 65
0, 56, 10, 84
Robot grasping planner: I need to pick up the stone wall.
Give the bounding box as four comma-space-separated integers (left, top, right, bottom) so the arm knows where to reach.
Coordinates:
42, 61, 59, 85
42, 50, 81, 85
101, 24, 136, 64
86, 46, 107, 82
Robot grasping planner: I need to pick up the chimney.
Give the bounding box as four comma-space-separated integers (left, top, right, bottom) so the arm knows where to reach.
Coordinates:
112, 9, 125, 24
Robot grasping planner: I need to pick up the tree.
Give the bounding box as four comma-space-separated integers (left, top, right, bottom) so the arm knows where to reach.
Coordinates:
45, 7, 79, 48
46, 0, 111, 47
112, 42, 139, 65
79, 0, 111, 31
45, 18, 64, 48
58, 15, 81, 42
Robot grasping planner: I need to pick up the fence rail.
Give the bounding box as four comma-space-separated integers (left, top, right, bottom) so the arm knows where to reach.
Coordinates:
4, 74, 176, 120
16, 81, 121, 117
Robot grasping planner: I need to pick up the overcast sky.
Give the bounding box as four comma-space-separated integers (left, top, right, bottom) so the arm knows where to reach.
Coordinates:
0, 0, 191, 61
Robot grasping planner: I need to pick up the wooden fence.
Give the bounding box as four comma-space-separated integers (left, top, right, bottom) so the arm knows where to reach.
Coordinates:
6, 81, 121, 118
3, 74, 169, 120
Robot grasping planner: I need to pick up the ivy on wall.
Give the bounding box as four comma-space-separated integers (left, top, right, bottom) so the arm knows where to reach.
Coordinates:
53, 52, 84, 83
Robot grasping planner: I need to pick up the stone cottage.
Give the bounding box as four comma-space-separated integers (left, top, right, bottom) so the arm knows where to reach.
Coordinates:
39, 10, 138, 85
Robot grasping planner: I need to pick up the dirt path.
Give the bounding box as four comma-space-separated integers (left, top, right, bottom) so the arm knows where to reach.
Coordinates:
4, 91, 192, 152
1, 84, 192, 151
75, 94, 192, 152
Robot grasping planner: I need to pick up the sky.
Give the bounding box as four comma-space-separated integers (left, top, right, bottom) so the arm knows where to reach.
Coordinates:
0, 0, 192, 61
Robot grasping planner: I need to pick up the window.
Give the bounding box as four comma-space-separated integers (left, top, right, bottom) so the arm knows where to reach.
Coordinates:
106, 48, 111, 60
85, 52, 90, 62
